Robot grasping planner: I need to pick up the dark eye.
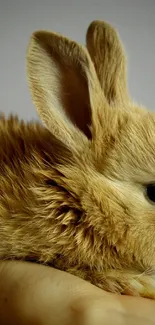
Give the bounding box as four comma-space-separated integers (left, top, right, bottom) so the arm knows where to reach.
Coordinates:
146, 184, 155, 203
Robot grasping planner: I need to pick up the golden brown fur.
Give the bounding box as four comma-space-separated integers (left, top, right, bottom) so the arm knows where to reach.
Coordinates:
1, 20, 155, 299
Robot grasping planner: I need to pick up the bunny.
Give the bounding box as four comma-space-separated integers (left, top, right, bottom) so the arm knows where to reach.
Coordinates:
1, 19, 155, 299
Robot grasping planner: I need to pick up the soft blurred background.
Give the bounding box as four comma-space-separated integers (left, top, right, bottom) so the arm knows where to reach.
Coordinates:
0, 0, 155, 121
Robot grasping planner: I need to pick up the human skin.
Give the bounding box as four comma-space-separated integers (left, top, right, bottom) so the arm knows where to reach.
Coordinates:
0, 261, 155, 325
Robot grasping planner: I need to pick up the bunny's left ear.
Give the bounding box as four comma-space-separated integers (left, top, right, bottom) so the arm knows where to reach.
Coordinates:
86, 20, 130, 105
27, 29, 109, 150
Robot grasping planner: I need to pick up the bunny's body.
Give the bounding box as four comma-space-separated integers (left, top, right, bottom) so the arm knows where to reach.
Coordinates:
1, 20, 155, 299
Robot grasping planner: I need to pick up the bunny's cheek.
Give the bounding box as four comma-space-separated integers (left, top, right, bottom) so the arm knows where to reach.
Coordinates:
101, 180, 155, 269
121, 213, 155, 271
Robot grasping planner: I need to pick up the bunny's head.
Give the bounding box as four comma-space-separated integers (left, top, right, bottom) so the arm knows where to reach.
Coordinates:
27, 21, 155, 274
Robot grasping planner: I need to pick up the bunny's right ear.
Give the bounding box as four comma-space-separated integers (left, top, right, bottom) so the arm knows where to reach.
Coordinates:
86, 20, 130, 106
27, 30, 107, 150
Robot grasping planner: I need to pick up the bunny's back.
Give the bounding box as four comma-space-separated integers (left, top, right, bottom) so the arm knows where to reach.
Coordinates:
0, 114, 79, 265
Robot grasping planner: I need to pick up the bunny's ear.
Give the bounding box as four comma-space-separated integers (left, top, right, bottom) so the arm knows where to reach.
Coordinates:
27, 30, 106, 149
86, 20, 129, 105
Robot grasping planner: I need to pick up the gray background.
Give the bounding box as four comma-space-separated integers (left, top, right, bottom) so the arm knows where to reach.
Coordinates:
0, 0, 155, 121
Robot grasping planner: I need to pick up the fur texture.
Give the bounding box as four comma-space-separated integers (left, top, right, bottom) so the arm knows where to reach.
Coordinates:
1, 20, 155, 299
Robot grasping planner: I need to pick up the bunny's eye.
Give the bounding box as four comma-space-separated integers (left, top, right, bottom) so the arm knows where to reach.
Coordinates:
146, 184, 155, 203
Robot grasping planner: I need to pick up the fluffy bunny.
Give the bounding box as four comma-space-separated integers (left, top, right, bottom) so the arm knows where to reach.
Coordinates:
1, 20, 155, 299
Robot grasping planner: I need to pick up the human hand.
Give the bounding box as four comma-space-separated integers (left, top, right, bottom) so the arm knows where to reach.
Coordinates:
0, 260, 155, 325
